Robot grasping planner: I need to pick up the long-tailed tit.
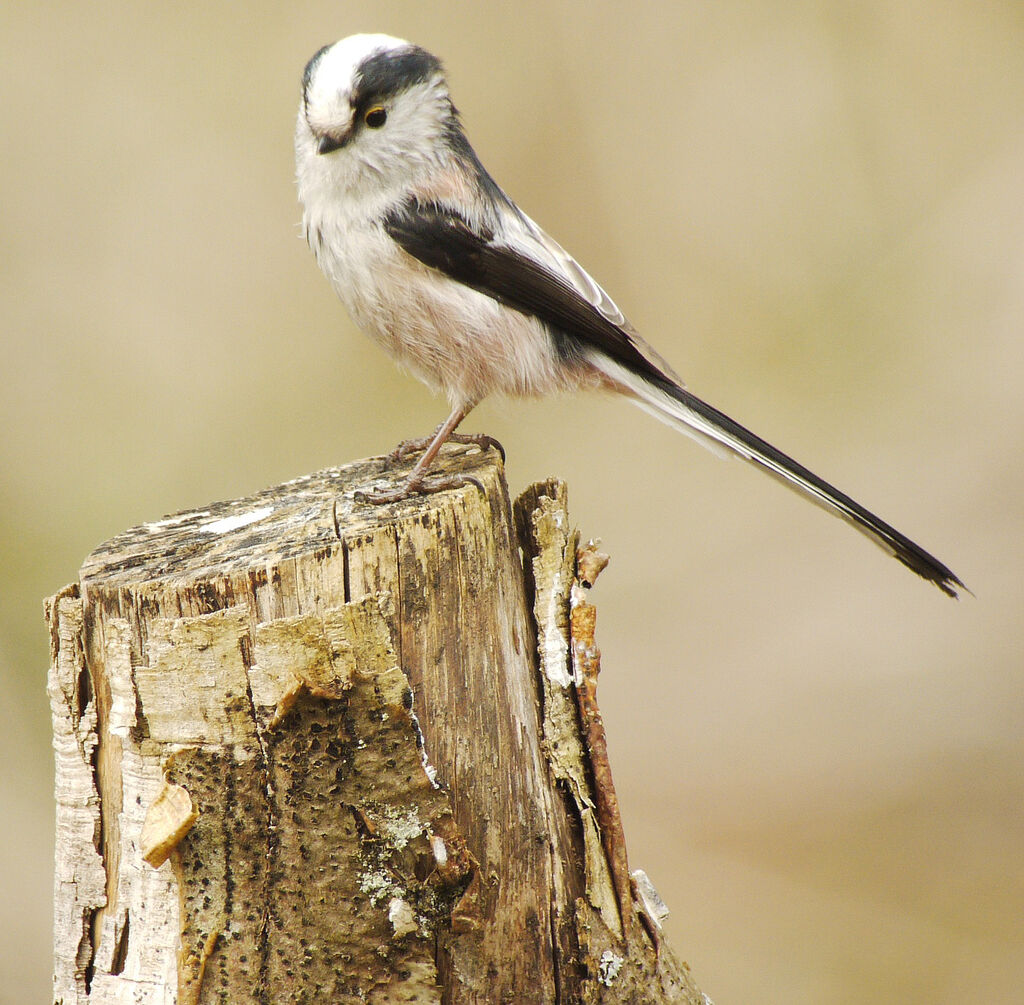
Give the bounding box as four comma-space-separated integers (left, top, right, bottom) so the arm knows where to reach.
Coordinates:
295, 34, 964, 597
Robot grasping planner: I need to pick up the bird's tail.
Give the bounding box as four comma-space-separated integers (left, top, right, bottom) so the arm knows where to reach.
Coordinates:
589, 353, 965, 597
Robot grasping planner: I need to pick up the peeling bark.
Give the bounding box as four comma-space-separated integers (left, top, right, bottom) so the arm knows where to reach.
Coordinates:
48, 446, 707, 1003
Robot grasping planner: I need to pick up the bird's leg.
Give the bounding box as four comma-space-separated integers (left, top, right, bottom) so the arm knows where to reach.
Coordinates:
360, 402, 498, 503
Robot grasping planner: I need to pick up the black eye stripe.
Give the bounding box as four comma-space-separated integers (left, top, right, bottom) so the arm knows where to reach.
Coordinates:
351, 46, 442, 109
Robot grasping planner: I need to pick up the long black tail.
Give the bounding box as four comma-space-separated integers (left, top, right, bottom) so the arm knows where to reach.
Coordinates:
591, 353, 965, 597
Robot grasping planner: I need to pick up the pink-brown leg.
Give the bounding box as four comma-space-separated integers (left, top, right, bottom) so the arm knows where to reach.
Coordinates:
361, 403, 499, 503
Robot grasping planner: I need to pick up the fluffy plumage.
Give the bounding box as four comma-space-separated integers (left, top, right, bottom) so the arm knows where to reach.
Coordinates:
296, 33, 964, 596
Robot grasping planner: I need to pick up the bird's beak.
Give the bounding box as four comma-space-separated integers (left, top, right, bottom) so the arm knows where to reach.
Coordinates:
316, 129, 350, 155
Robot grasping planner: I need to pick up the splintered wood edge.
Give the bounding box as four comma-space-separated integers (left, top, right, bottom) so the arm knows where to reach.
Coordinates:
516, 481, 709, 1004
515, 482, 623, 937
47, 584, 108, 996
141, 783, 198, 870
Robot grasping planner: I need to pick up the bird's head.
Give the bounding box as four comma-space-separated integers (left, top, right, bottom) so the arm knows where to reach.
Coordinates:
296, 34, 458, 205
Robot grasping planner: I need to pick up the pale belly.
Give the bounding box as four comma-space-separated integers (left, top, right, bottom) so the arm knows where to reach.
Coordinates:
320, 222, 601, 406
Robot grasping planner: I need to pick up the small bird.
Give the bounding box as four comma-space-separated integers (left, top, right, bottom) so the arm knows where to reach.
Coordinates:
295, 33, 964, 597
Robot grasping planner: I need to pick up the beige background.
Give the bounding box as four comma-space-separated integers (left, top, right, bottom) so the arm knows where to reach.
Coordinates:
4, 2, 1022, 1001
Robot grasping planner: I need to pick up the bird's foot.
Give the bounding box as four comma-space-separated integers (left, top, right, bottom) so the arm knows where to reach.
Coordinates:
387, 432, 505, 464
355, 471, 487, 505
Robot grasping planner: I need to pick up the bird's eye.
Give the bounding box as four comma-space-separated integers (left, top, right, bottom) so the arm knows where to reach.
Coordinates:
364, 106, 387, 128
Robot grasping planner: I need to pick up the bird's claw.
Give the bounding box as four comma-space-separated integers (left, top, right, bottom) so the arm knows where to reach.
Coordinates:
354, 472, 487, 505
449, 432, 505, 463
387, 432, 504, 464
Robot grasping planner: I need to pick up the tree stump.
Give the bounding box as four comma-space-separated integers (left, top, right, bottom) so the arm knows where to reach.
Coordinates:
46, 444, 707, 1004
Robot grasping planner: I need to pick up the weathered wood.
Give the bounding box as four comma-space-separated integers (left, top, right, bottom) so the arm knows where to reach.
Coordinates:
47, 444, 707, 1003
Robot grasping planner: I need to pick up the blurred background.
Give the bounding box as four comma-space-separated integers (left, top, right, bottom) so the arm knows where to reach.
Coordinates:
3, 2, 1022, 1001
